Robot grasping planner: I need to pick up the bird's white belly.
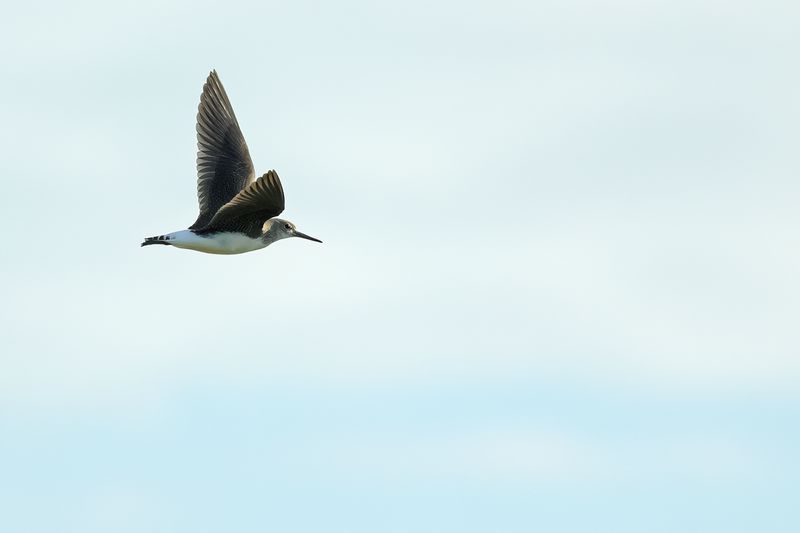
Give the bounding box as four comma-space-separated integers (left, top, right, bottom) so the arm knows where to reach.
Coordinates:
166, 230, 266, 255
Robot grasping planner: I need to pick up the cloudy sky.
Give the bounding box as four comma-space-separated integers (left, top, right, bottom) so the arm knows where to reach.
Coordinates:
1, 0, 799, 531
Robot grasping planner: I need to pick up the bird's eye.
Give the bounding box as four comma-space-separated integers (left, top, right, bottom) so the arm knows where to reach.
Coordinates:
284, 224, 291, 230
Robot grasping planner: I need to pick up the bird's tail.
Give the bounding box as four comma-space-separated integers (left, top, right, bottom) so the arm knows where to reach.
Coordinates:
141, 235, 173, 247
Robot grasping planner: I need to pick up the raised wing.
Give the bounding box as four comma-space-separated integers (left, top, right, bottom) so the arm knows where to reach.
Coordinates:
199, 170, 285, 237
189, 70, 255, 229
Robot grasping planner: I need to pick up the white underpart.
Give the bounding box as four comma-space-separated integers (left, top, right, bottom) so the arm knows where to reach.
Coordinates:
165, 230, 268, 255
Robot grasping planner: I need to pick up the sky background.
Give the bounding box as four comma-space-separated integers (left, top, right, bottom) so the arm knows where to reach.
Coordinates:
1, 0, 799, 531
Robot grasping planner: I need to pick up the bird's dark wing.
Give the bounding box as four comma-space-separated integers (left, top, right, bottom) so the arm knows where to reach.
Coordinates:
199, 170, 285, 237
189, 70, 256, 230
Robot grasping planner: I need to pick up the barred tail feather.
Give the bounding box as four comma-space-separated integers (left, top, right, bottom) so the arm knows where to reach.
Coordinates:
141, 235, 173, 247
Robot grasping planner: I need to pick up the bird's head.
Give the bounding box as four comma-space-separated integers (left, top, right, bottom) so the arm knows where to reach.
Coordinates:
263, 218, 322, 244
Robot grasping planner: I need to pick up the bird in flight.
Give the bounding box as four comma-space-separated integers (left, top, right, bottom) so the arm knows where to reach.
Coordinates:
142, 70, 321, 254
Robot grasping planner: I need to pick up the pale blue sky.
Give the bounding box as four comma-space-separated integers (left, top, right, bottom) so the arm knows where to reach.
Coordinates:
1, 1, 799, 531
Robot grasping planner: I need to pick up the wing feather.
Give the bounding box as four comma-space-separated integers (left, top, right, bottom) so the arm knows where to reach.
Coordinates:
198, 170, 285, 237
189, 70, 256, 229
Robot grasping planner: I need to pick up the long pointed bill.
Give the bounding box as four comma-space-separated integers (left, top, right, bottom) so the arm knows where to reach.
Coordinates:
294, 231, 323, 243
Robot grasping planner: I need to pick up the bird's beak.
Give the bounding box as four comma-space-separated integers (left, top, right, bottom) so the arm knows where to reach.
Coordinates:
294, 231, 322, 243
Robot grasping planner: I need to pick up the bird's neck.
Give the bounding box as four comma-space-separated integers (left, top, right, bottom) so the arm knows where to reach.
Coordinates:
261, 227, 282, 246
